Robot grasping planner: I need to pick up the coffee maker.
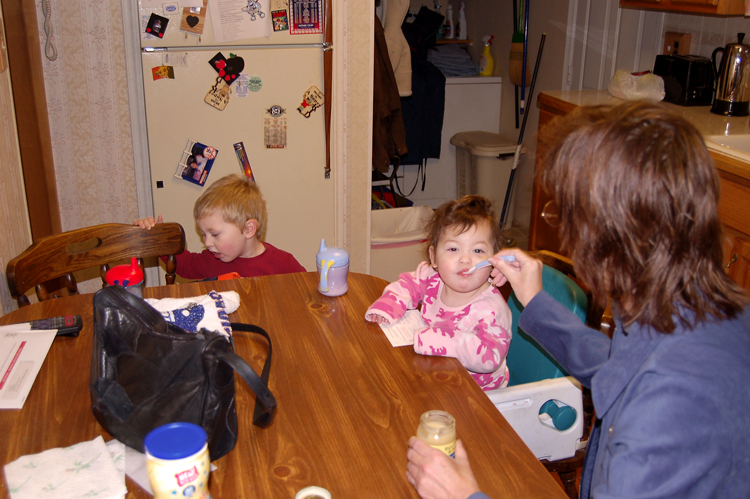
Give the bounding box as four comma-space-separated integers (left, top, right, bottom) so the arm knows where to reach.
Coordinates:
711, 33, 750, 116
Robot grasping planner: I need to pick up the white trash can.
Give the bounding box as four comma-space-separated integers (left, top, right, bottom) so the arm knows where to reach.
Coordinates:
451, 131, 520, 230
370, 206, 433, 283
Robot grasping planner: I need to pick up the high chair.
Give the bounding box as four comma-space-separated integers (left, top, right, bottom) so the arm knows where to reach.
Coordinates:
486, 251, 610, 499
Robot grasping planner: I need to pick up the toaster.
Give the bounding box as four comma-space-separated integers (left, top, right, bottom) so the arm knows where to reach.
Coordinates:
653, 54, 714, 106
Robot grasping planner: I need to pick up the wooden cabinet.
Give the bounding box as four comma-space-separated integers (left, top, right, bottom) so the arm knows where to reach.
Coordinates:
619, 0, 745, 15
528, 94, 578, 255
714, 152, 750, 291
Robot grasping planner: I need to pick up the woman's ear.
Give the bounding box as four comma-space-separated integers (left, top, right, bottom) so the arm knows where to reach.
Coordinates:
428, 246, 437, 268
244, 219, 258, 239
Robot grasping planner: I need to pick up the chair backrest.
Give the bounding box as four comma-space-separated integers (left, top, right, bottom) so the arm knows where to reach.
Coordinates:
507, 263, 588, 386
7, 223, 186, 307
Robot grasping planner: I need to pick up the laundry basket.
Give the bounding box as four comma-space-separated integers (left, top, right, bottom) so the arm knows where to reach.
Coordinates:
370, 206, 433, 282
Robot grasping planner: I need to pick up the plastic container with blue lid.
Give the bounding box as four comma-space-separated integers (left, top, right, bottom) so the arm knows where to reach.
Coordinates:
145, 422, 207, 459
145, 423, 211, 499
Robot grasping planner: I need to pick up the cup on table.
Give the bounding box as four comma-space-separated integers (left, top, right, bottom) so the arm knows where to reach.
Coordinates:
316, 239, 349, 297
105, 256, 144, 297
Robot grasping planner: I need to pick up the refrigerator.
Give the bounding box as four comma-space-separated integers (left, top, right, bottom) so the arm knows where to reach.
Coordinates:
137, 0, 333, 273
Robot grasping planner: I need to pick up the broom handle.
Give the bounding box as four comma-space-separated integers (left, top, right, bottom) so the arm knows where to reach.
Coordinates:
500, 33, 546, 225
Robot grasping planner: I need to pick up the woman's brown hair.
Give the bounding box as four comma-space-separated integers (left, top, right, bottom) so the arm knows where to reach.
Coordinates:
537, 101, 746, 333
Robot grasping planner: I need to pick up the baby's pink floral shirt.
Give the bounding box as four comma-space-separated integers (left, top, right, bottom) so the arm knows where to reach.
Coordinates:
366, 262, 512, 390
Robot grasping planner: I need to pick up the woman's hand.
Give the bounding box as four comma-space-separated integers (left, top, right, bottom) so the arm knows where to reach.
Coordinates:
488, 249, 543, 308
133, 215, 163, 230
406, 437, 481, 499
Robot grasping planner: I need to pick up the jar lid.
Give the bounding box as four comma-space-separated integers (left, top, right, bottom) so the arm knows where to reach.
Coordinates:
144, 422, 207, 460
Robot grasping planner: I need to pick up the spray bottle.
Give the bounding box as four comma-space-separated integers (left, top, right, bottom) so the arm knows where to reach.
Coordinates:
479, 35, 495, 76
444, 4, 454, 39
457, 2, 467, 40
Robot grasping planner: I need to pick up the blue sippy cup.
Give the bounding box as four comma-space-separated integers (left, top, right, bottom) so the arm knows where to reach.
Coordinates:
316, 239, 349, 296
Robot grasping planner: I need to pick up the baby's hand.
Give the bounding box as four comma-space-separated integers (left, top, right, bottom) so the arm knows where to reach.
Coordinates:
133, 215, 163, 230
366, 313, 388, 325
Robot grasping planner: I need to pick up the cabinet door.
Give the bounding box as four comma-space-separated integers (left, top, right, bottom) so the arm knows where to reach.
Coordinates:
529, 108, 564, 254
726, 236, 750, 292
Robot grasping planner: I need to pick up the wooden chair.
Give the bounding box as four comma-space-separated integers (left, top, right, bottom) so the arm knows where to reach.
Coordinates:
6, 223, 186, 307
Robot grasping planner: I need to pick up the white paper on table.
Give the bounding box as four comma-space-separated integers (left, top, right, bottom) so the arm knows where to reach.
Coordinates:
141, 0, 203, 8
208, 0, 273, 42
3, 436, 127, 499
0, 329, 56, 409
379, 310, 424, 347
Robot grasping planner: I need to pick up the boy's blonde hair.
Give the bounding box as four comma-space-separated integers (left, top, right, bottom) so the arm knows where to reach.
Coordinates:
193, 174, 267, 239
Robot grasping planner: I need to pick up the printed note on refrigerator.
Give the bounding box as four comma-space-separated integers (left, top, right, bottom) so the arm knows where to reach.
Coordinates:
209, 0, 273, 42
0, 328, 56, 409
378, 310, 424, 348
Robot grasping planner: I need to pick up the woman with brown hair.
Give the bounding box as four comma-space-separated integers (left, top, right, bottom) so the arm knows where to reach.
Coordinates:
405, 102, 750, 499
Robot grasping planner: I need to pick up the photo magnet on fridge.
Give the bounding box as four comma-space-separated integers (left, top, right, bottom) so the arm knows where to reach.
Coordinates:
175, 139, 218, 186
146, 13, 169, 38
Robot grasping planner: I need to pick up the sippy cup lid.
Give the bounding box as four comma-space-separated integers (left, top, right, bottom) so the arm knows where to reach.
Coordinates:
316, 239, 349, 268
106, 257, 144, 287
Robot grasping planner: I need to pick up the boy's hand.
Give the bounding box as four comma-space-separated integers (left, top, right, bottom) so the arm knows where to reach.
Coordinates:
133, 215, 163, 230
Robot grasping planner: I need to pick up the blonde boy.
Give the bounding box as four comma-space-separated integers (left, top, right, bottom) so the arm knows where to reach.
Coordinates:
136, 174, 305, 279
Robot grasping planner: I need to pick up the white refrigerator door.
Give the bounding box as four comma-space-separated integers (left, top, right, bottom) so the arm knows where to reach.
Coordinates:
141, 47, 332, 272
139, 0, 324, 48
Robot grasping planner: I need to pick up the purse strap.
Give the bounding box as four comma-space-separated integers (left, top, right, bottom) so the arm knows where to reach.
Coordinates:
216, 323, 277, 428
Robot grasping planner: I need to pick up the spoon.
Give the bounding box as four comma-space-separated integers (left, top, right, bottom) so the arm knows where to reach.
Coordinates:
463, 255, 516, 275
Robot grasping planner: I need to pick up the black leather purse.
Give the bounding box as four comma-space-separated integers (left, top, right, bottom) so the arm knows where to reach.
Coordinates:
89, 285, 276, 460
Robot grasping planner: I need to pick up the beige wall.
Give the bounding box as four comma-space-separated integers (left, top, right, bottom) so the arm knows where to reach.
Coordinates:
0, 3, 33, 314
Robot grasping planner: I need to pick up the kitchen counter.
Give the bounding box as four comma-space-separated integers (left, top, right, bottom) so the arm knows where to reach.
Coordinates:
538, 90, 750, 181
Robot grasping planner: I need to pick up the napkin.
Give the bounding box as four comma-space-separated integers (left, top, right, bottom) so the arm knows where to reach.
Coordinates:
146, 290, 240, 336
4, 436, 127, 499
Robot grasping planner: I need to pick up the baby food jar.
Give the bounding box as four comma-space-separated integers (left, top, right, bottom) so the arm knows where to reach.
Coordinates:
145, 422, 211, 499
417, 410, 456, 458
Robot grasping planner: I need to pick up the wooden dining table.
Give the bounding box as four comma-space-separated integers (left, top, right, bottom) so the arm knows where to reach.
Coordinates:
0, 272, 566, 498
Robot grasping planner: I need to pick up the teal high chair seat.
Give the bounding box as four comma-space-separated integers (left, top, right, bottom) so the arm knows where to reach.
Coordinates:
486, 252, 609, 499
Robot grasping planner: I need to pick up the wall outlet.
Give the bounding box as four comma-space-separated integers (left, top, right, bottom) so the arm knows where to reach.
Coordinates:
664, 32, 692, 56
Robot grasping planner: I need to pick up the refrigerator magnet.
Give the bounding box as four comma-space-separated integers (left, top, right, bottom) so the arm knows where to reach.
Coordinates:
145, 14, 169, 38
205, 78, 231, 111
234, 142, 256, 182
272, 10, 289, 31
152, 66, 175, 80
163, 3, 180, 15
248, 75, 263, 92
241, 0, 266, 21
175, 139, 218, 186
181, 0, 207, 34
289, 0, 322, 34
297, 85, 324, 118
264, 105, 287, 149
236, 75, 249, 98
